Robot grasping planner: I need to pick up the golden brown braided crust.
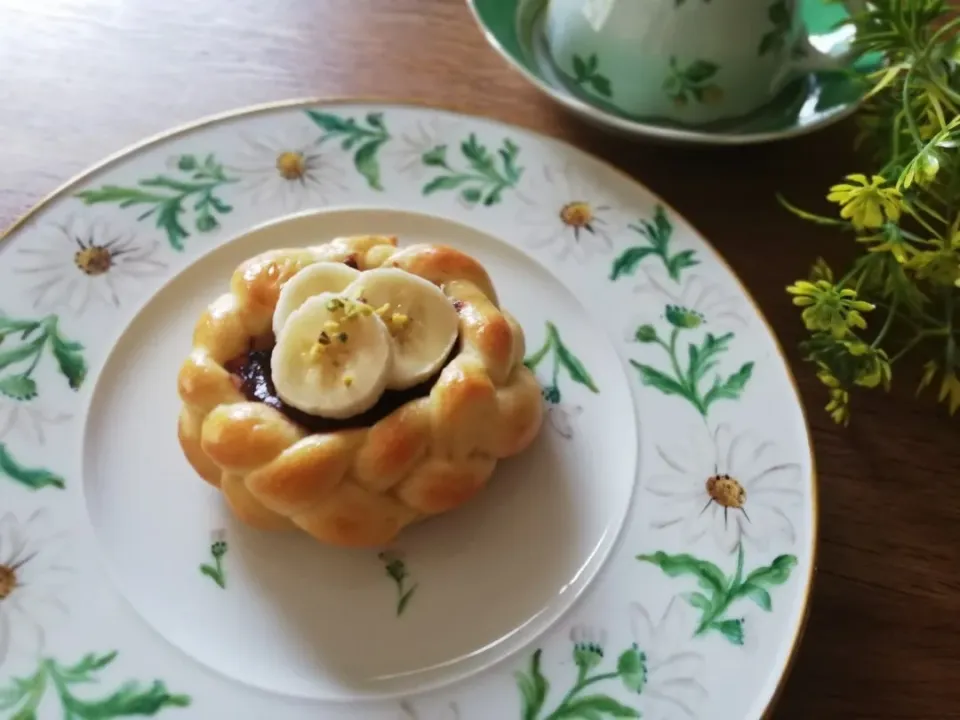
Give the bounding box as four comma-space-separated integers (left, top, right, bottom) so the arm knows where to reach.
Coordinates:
177, 235, 543, 546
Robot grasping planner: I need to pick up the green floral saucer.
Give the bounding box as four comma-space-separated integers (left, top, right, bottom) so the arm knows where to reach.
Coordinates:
468, 0, 879, 145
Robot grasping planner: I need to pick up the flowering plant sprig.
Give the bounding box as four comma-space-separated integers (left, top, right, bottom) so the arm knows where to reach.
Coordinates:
780, 0, 960, 424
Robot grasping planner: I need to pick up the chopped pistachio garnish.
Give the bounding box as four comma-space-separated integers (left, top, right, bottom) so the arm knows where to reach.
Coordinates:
325, 298, 344, 312
375, 303, 391, 317
324, 320, 341, 333
391, 312, 411, 331
343, 375, 354, 387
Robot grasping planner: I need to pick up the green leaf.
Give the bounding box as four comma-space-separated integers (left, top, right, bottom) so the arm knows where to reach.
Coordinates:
616, 647, 646, 693
573, 54, 588, 81
610, 247, 655, 280
515, 650, 549, 720
553, 695, 640, 718
0, 375, 38, 401
637, 551, 727, 597
200, 564, 225, 589
683, 591, 712, 611
666, 249, 699, 280
422, 145, 448, 167
75, 186, 167, 207
740, 583, 773, 611
50, 327, 87, 390
629, 361, 688, 398
461, 134, 488, 168
591, 74, 613, 97
550, 325, 599, 393
365, 112, 385, 129
423, 175, 471, 195
397, 585, 417, 615
0, 443, 65, 490
684, 60, 718, 83
742, 554, 798, 588
461, 187, 483, 205
710, 618, 744, 646
0, 317, 40, 336
0, 337, 43, 373
688, 332, 733, 382
59, 653, 118, 684
154, 199, 189, 251
776, 194, 852, 227
305, 110, 352, 133
651, 205, 671, 242
703, 361, 755, 407
61, 679, 191, 717
354, 139, 386, 191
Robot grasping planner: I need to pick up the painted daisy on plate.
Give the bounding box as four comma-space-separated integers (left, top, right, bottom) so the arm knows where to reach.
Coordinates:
516, 161, 619, 262
399, 699, 460, 719
229, 129, 347, 210
388, 117, 459, 180
646, 423, 803, 553
0, 398, 70, 445
627, 271, 747, 341
628, 597, 707, 720
13, 217, 166, 314
0, 510, 70, 669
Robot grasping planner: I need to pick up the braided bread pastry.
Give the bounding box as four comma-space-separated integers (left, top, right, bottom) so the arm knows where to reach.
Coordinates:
177, 235, 544, 547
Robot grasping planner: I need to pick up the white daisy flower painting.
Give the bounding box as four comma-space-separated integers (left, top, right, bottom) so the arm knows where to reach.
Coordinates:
516, 160, 621, 262
628, 597, 708, 720
627, 271, 748, 341
0, 398, 70, 445
230, 128, 347, 210
0, 510, 71, 669
389, 116, 461, 180
646, 423, 803, 554
13, 216, 166, 315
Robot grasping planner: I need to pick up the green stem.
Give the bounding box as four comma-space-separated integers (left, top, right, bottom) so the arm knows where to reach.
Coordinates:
888, 329, 946, 364
543, 672, 622, 720
525, 334, 553, 370
871, 299, 899, 349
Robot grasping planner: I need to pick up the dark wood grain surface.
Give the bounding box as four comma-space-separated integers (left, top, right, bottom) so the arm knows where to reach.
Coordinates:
3, 1, 959, 717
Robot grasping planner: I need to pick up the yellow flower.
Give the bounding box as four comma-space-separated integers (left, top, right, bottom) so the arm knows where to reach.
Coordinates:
938, 372, 960, 415
816, 363, 850, 425
906, 246, 960, 286
826, 174, 902, 229
787, 280, 875, 338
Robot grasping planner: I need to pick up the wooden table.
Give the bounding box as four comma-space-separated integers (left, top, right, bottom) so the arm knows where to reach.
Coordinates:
3, 1, 959, 717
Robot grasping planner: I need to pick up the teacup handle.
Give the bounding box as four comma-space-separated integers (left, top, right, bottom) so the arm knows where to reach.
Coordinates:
770, 0, 866, 92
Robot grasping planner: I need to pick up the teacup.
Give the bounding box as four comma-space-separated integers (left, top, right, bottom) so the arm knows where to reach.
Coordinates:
544, 0, 861, 125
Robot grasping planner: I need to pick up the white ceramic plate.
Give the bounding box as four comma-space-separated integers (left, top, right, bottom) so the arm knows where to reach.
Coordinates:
0, 100, 814, 720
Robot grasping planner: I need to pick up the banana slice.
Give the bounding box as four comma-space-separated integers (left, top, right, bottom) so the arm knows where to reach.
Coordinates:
273, 262, 360, 336
346, 268, 459, 390
271, 293, 392, 419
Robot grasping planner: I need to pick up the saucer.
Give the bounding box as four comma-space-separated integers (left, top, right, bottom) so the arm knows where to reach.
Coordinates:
468, 0, 879, 145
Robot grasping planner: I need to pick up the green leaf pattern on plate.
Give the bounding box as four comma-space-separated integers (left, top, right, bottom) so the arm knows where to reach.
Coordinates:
630, 313, 754, 418
0, 443, 65, 491
305, 110, 391, 191
638, 545, 798, 646
379, 552, 418, 617
0, 313, 86, 400
515, 645, 641, 719
421, 134, 523, 206
610, 205, 699, 282
199, 531, 228, 589
75, 154, 237, 251
0, 651, 190, 718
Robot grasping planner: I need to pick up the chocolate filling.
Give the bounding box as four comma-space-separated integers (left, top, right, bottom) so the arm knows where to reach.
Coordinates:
225, 343, 455, 434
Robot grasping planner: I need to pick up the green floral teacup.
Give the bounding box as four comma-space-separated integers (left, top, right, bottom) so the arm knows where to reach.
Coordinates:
544, 0, 861, 125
